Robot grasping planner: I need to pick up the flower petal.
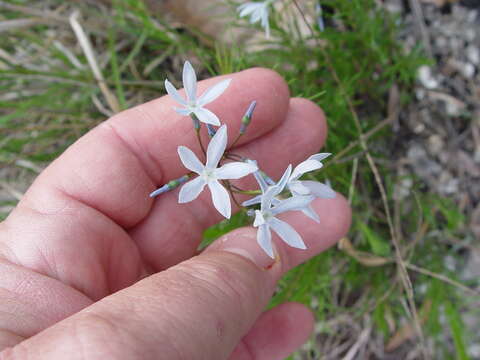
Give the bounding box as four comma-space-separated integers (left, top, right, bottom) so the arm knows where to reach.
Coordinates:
253, 209, 265, 227
206, 124, 227, 168
271, 195, 314, 215
193, 108, 221, 126
178, 146, 204, 174
178, 177, 206, 203
238, 3, 262, 17
302, 181, 336, 199
182, 60, 197, 102
290, 159, 323, 181
198, 79, 232, 107
208, 180, 231, 219
165, 79, 186, 106
215, 161, 257, 179
257, 224, 274, 258
174, 108, 192, 116
302, 205, 320, 223
269, 217, 306, 250
309, 153, 331, 162
273, 164, 292, 196
288, 180, 311, 196
242, 194, 262, 207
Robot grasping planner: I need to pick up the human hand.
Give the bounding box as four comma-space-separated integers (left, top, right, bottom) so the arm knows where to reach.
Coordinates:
0, 68, 351, 360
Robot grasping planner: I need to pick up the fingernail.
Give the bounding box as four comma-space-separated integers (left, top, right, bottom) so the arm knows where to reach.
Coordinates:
205, 231, 276, 270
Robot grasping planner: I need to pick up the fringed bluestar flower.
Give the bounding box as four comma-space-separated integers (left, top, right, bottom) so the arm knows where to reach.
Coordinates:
252, 165, 314, 258
177, 125, 258, 219
238, 0, 275, 38
165, 61, 231, 126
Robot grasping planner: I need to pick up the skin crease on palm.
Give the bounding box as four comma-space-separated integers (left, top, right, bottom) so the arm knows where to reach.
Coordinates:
0, 68, 351, 360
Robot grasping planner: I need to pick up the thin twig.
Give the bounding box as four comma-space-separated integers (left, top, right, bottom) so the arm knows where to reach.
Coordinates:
69, 11, 120, 114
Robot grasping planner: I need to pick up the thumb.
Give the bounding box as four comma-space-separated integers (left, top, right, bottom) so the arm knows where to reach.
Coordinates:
2, 230, 280, 360
2, 197, 350, 360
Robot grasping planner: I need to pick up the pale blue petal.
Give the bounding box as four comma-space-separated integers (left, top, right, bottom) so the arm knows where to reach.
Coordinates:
242, 194, 262, 207
208, 180, 231, 219
193, 108, 221, 126
271, 195, 314, 215
215, 161, 257, 179
178, 177, 206, 203
178, 146, 204, 174
257, 224, 274, 258
206, 124, 227, 168
288, 180, 311, 196
174, 108, 192, 116
290, 159, 323, 181
253, 209, 265, 227
269, 217, 306, 250
182, 61, 197, 102
238, 3, 263, 17
198, 79, 231, 106
309, 153, 331, 162
302, 205, 320, 223
253, 171, 269, 193
165, 79, 186, 106
302, 181, 336, 199
274, 165, 292, 195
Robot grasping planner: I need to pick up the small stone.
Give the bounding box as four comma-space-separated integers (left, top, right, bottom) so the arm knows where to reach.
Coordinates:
418, 66, 439, 89
428, 134, 444, 155
466, 46, 480, 65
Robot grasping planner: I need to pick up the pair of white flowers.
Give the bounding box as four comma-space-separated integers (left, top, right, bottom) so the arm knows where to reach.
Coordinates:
159, 60, 335, 258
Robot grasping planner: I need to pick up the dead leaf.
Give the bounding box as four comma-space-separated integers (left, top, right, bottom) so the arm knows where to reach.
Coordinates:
338, 238, 391, 267
385, 300, 432, 352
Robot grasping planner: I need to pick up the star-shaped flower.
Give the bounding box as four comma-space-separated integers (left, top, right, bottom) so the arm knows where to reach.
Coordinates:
238, 1, 275, 38
242, 153, 335, 222
253, 165, 314, 258
178, 125, 258, 219
165, 61, 231, 126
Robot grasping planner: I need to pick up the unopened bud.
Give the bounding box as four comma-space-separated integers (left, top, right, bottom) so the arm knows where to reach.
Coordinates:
150, 174, 190, 198
240, 101, 257, 134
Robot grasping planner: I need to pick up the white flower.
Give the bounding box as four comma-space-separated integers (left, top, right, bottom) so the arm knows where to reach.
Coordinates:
287, 153, 336, 221
165, 61, 231, 126
253, 165, 314, 258
238, 1, 274, 38
242, 153, 336, 221
177, 125, 258, 219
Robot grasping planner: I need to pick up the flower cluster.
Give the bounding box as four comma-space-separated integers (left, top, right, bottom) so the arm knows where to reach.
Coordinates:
150, 61, 335, 258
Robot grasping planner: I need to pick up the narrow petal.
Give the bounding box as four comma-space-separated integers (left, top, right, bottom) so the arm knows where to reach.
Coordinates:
208, 180, 231, 219
182, 61, 197, 102
302, 181, 336, 199
178, 177, 206, 203
290, 159, 323, 181
165, 79, 187, 106
174, 108, 192, 116
194, 108, 221, 126
271, 195, 314, 216
206, 124, 227, 168
309, 153, 331, 162
288, 180, 311, 196
253, 209, 265, 227
253, 171, 269, 193
302, 205, 320, 223
178, 146, 204, 174
198, 79, 232, 106
257, 224, 274, 258
272, 164, 293, 196
269, 217, 306, 250
238, 3, 261, 17
242, 194, 262, 207
215, 162, 257, 179
261, 186, 280, 210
